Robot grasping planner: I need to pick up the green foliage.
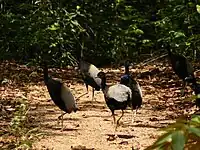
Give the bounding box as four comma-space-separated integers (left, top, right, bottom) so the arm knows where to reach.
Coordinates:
145, 115, 200, 150
10, 98, 29, 136
196, 5, 200, 14
3, 97, 41, 149
146, 94, 200, 150
0, 0, 199, 65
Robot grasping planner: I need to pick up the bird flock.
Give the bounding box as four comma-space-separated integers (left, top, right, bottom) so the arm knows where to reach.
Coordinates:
42, 45, 200, 131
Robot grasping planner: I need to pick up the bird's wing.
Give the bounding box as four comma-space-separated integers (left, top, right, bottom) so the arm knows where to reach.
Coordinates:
61, 84, 77, 113
107, 84, 132, 102
121, 76, 142, 97
88, 64, 100, 77
46, 78, 62, 95
80, 62, 101, 85
80, 61, 98, 75
135, 82, 142, 97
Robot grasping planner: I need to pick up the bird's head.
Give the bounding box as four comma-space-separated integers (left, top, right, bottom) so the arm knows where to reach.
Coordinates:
120, 74, 130, 85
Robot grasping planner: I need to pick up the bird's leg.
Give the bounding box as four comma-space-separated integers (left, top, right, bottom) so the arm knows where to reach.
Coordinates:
111, 111, 116, 124
132, 108, 138, 124
86, 84, 89, 94
58, 112, 66, 130
181, 81, 186, 96
61, 115, 64, 131
111, 111, 117, 138
115, 110, 124, 131
92, 88, 95, 101
58, 112, 67, 120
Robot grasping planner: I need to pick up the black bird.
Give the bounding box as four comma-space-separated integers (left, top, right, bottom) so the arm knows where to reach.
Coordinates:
120, 60, 143, 122
97, 71, 132, 130
43, 62, 78, 128
78, 57, 101, 101
167, 44, 195, 95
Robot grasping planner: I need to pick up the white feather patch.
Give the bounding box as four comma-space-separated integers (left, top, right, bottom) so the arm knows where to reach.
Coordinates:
80, 61, 101, 85
88, 64, 101, 85
136, 82, 142, 97
88, 64, 100, 77
107, 84, 132, 102
61, 84, 77, 113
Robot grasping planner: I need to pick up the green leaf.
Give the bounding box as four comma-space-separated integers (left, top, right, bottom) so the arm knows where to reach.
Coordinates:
188, 2, 194, 7
185, 42, 191, 46
145, 131, 173, 150
188, 127, 200, 137
134, 29, 144, 35
48, 23, 60, 31
171, 131, 185, 150
174, 32, 185, 38
71, 20, 79, 26
161, 122, 187, 132
76, 5, 80, 10
196, 5, 200, 14
142, 39, 150, 44
191, 116, 200, 124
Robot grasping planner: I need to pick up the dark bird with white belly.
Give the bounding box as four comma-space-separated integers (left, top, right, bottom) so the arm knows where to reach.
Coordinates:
78, 50, 101, 101
97, 71, 132, 130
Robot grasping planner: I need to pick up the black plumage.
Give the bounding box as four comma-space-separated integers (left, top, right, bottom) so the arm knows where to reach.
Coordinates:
191, 84, 200, 107
43, 63, 78, 128
97, 71, 132, 129
120, 61, 142, 122
185, 77, 200, 107
167, 45, 195, 95
78, 58, 101, 101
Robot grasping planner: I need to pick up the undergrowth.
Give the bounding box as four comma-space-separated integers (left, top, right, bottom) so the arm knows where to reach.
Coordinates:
1, 97, 42, 149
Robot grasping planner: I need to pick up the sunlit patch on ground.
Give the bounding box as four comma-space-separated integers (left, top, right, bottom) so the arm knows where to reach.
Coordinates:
0, 61, 197, 150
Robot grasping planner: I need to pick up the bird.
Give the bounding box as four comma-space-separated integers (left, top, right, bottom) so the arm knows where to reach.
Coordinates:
167, 44, 195, 96
42, 62, 78, 129
78, 51, 101, 101
185, 76, 200, 107
120, 60, 142, 123
191, 84, 200, 107
97, 71, 132, 130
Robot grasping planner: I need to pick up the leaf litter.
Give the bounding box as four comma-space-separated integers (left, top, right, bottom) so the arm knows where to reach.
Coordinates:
0, 60, 198, 150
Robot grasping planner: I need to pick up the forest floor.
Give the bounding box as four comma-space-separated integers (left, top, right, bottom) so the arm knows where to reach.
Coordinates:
0, 60, 199, 150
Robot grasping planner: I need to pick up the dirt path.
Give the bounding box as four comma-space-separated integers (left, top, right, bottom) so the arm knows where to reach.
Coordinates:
0, 62, 196, 150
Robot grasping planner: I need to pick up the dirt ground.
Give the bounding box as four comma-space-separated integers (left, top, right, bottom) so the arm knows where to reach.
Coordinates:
0, 61, 197, 150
